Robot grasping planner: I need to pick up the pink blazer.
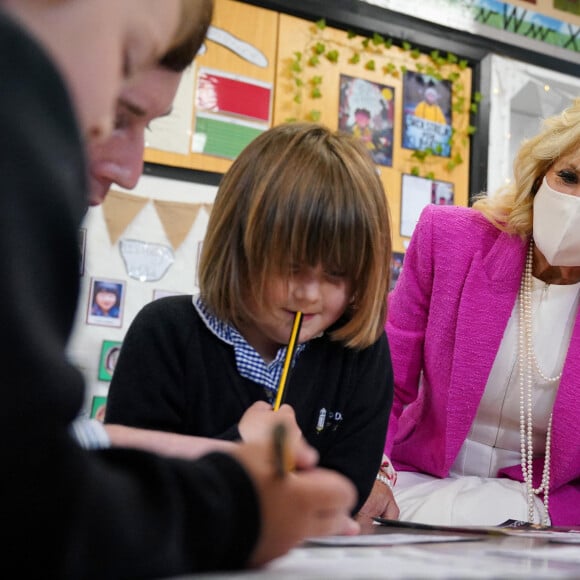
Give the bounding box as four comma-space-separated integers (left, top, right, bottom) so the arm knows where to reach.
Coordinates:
386, 204, 580, 525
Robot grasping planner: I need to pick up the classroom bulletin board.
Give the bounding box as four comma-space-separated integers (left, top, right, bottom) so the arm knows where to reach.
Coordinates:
145, 0, 473, 255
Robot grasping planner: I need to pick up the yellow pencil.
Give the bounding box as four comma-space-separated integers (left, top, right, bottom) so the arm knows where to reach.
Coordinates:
272, 311, 303, 411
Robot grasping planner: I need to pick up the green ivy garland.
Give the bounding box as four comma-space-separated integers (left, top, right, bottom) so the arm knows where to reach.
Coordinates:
287, 19, 482, 175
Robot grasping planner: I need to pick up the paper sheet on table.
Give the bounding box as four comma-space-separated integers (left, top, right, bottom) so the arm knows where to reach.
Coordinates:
306, 533, 477, 547
488, 546, 580, 563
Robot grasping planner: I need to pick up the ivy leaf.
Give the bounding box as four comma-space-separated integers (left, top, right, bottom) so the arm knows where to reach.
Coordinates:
467, 125, 477, 135
290, 61, 303, 73
411, 49, 421, 60
411, 166, 420, 176
314, 42, 325, 55
446, 52, 458, 64
426, 172, 435, 180
347, 30, 357, 39
293, 52, 302, 61
473, 92, 483, 103
470, 103, 478, 114
309, 110, 321, 121
383, 38, 393, 48
326, 49, 339, 63
311, 87, 322, 99
402, 41, 412, 51
293, 94, 302, 104
362, 38, 370, 49
315, 19, 326, 30
294, 77, 303, 87
372, 32, 384, 45
349, 52, 361, 65
430, 50, 440, 61
365, 59, 376, 71
458, 59, 468, 70
308, 55, 320, 67
310, 75, 323, 86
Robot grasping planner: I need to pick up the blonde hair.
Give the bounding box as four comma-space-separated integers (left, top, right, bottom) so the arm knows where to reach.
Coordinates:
199, 122, 392, 349
473, 97, 580, 237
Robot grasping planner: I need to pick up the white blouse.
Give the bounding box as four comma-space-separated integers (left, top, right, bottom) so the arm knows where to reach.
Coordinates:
450, 276, 580, 478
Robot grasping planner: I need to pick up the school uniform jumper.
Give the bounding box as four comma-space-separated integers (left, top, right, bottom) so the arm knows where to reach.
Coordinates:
106, 296, 394, 512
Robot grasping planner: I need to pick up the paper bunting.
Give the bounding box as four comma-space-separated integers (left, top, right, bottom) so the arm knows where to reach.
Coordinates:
102, 190, 149, 245
102, 190, 213, 250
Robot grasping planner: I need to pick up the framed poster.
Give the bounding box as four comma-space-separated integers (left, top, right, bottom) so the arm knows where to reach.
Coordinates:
338, 74, 395, 167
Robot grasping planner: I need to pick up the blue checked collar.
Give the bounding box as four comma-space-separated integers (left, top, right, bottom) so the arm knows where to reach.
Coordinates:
193, 294, 306, 403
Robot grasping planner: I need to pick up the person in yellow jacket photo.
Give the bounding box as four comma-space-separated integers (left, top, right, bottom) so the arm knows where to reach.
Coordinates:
414, 86, 447, 125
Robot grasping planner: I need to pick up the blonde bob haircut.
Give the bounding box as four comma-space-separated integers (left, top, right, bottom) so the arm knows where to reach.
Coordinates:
199, 122, 392, 349
473, 97, 580, 237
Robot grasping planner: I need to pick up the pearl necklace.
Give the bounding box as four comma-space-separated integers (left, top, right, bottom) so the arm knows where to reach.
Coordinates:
518, 240, 555, 527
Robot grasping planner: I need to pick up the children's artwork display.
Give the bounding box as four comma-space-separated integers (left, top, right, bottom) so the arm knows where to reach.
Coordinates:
192, 67, 272, 159
400, 174, 454, 238
338, 74, 395, 167
402, 72, 452, 157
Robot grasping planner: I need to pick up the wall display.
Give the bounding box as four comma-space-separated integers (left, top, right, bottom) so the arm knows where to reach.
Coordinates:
400, 173, 454, 238
86, 277, 126, 328
361, 0, 580, 63
119, 239, 175, 282
192, 67, 272, 159
98, 340, 122, 382
144, 0, 279, 174
338, 74, 395, 167
275, 13, 472, 253
402, 72, 452, 157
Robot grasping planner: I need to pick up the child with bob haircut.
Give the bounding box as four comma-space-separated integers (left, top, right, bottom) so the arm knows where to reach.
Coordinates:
105, 122, 394, 511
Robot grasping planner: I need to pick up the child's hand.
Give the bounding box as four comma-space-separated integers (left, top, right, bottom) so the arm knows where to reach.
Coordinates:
232, 435, 359, 567
238, 401, 302, 447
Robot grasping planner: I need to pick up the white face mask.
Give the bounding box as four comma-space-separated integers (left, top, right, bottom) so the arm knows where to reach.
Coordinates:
533, 176, 580, 267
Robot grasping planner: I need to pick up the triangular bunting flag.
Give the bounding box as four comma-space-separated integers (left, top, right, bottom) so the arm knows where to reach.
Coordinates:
153, 200, 203, 250
102, 190, 149, 245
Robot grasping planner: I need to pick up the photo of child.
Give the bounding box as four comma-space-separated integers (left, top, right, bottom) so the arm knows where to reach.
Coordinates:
338, 74, 395, 167
402, 71, 452, 157
87, 278, 125, 327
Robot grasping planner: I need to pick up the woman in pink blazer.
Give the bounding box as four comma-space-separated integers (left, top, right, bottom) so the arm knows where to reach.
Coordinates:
361, 98, 580, 527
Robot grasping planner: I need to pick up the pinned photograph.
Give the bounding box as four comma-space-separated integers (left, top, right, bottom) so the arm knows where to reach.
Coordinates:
400, 174, 454, 238
338, 74, 395, 167
402, 72, 452, 157
98, 340, 123, 381
87, 278, 125, 327
90, 395, 108, 422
